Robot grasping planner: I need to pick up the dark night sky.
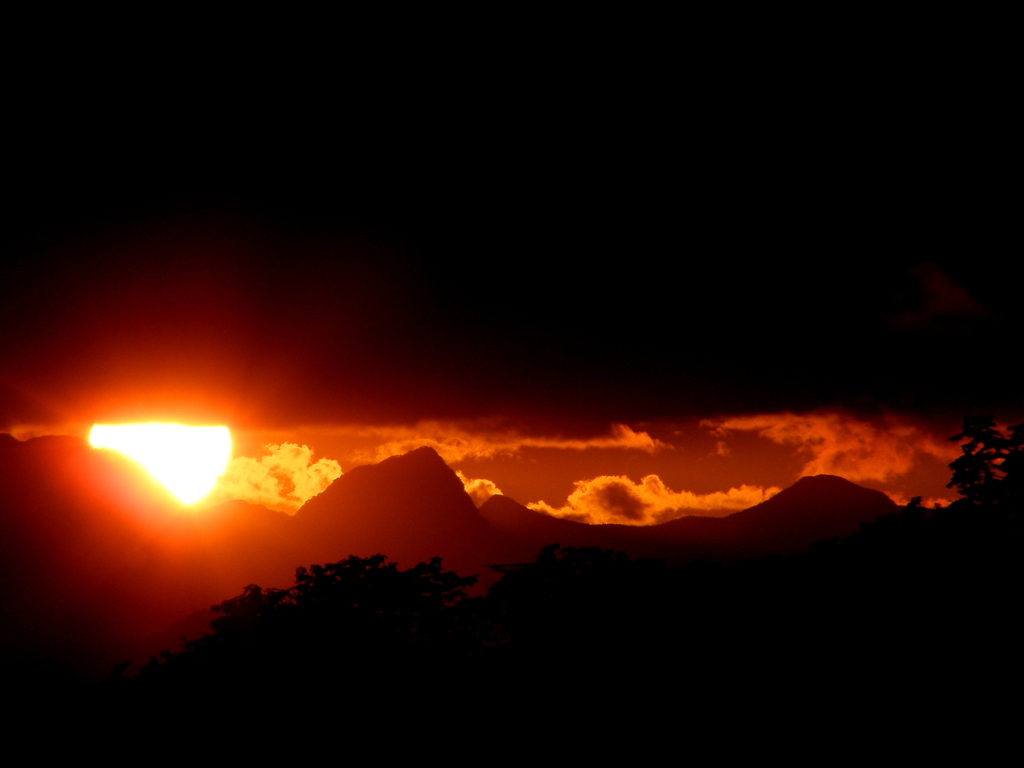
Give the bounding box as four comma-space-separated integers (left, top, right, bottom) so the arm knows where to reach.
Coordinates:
2, 36, 1019, 438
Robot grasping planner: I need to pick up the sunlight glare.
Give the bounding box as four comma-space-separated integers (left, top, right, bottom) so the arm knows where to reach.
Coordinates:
89, 424, 232, 504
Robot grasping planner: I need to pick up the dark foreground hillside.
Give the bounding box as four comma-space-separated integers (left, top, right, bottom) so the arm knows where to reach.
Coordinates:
94, 418, 1022, 752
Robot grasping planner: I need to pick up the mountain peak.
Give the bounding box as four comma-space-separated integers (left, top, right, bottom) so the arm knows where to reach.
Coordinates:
772, 474, 895, 504
295, 445, 502, 573
726, 472, 897, 531
383, 445, 446, 465
792, 474, 865, 487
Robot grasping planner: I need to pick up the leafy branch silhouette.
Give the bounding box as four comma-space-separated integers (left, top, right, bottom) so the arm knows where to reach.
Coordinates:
948, 415, 1023, 515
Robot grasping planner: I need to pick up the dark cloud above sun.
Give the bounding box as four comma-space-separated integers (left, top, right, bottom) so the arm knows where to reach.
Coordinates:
2, 196, 1019, 438
2, 70, 1020, 442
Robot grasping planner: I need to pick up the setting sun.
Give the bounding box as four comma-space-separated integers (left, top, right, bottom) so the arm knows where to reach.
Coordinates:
88, 424, 232, 504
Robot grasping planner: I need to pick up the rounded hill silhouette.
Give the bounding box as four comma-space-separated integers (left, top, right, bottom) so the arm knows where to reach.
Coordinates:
481, 473, 898, 564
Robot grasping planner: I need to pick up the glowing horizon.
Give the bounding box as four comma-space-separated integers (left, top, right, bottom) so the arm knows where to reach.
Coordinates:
89, 423, 232, 504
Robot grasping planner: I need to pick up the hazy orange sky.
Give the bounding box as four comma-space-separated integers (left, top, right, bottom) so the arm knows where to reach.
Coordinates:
5, 410, 968, 526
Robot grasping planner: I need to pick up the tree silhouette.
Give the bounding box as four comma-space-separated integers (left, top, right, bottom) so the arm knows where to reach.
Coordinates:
134, 553, 482, 700
948, 415, 1023, 515
210, 553, 478, 644
482, 544, 670, 677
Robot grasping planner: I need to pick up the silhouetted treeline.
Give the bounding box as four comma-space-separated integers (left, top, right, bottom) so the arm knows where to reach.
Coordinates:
119, 554, 485, 702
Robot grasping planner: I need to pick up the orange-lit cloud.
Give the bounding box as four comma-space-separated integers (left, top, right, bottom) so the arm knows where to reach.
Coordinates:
456, 470, 503, 508
342, 421, 669, 465
7, 423, 69, 441
705, 412, 957, 483
529, 475, 780, 526
882, 491, 954, 509
209, 443, 342, 514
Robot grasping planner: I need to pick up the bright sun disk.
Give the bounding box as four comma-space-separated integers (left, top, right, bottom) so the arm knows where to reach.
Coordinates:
89, 423, 232, 504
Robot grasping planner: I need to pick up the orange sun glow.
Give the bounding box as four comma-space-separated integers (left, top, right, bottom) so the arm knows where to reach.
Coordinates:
89, 423, 232, 504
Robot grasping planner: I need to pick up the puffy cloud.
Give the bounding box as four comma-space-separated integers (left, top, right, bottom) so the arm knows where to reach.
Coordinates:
455, 470, 503, 508
345, 421, 669, 465
210, 443, 342, 514
705, 412, 956, 483
528, 475, 780, 526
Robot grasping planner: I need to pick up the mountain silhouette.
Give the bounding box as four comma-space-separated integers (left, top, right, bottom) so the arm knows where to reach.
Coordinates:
480, 474, 898, 565
296, 446, 508, 575
716, 474, 898, 544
